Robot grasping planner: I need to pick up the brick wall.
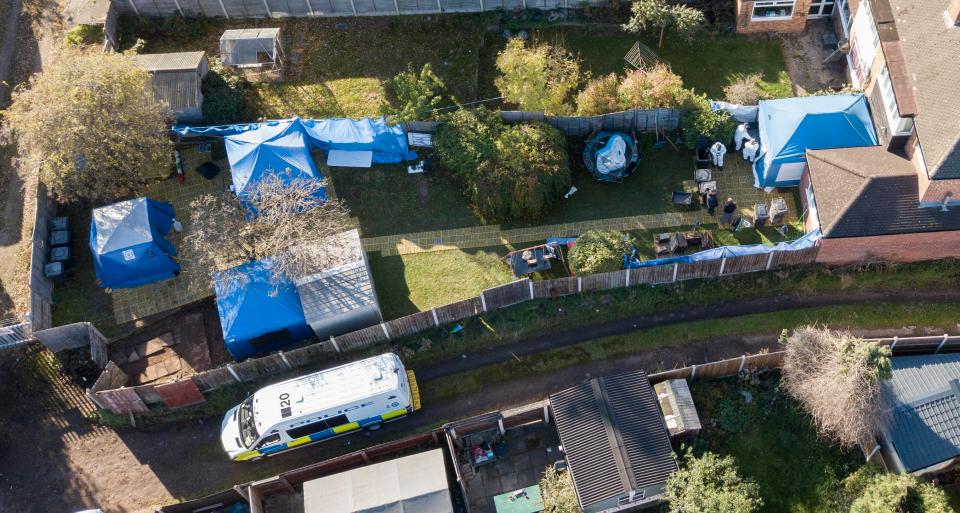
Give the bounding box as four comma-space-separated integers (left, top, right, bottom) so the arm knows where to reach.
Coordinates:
736, 0, 812, 33
817, 230, 960, 265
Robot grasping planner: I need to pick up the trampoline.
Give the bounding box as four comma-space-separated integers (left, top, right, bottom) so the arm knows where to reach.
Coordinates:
583, 131, 640, 183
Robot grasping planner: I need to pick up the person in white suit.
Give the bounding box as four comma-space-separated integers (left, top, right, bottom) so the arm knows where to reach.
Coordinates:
710, 141, 727, 168
733, 122, 750, 150
742, 138, 759, 162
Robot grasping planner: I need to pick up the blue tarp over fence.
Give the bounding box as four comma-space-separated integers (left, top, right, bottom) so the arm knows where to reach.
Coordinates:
624, 229, 821, 269
89, 198, 180, 289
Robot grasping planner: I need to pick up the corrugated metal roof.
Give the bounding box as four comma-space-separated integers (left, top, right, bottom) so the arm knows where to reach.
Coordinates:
149, 71, 200, 112
550, 371, 677, 511
220, 27, 281, 40
293, 230, 378, 328
133, 51, 205, 72
880, 354, 960, 472
655, 379, 702, 435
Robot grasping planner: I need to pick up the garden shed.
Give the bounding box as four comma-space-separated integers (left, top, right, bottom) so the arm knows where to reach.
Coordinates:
219, 28, 281, 69
89, 197, 180, 290
753, 94, 878, 189
294, 229, 382, 341
212, 258, 312, 361
133, 51, 209, 122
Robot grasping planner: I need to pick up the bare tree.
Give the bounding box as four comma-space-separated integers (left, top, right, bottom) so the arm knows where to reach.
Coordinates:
187, 174, 354, 285
781, 326, 892, 447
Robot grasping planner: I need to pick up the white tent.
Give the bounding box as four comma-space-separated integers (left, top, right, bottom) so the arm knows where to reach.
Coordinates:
303, 449, 454, 513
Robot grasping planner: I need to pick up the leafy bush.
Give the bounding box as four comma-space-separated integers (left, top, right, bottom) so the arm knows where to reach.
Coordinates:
664, 451, 763, 513
201, 58, 249, 125
723, 73, 767, 105
618, 64, 691, 110
848, 471, 952, 513
623, 0, 706, 47
64, 24, 103, 47
435, 109, 570, 222
568, 230, 631, 276
385, 63, 446, 121
576, 73, 620, 116
495, 38, 582, 115
540, 464, 582, 513
682, 94, 737, 149
716, 397, 750, 434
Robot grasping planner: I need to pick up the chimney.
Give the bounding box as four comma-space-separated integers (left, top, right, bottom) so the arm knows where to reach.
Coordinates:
946, 0, 960, 27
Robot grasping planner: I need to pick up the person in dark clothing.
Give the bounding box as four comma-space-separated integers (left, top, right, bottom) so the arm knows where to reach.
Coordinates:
720, 197, 737, 227
706, 189, 719, 215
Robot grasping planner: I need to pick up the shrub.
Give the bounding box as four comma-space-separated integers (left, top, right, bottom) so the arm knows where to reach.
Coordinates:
682, 94, 737, 149
723, 73, 767, 105
618, 64, 691, 110
664, 451, 763, 513
64, 24, 103, 47
569, 230, 632, 276
848, 471, 952, 513
201, 58, 249, 125
495, 38, 582, 115
385, 63, 446, 121
434, 109, 570, 222
576, 73, 621, 116
540, 464, 582, 513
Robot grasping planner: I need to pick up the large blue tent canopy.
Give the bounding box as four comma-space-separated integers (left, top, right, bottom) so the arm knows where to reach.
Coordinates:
89, 198, 180, 289
212, 258, 313, 361
753, 94, 878, 189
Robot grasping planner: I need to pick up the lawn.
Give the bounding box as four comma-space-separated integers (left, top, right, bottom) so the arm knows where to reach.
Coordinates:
691, 375, 861, 513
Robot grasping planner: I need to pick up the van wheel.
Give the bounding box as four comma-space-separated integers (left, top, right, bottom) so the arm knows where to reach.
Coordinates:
365, 423, 382, 431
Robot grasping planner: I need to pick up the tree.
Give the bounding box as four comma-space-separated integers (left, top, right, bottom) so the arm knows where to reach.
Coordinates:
495, 38, 582, 115
618, 64, 691, 110
202, 58, 249, 125
781, 326, 892, 447
576, 73, 621, 116
433, 106, 504, 179
682, 94, 737, 149
540, 464, 582, 513
723, 73, 767, 105
665, 451, 763, 513
843, 469, 953, 513
568, 230, 632, 276
187, 174, 354, 285
4, 48, 172, 203
623, 0, 706, 48
385, 63, 446, 121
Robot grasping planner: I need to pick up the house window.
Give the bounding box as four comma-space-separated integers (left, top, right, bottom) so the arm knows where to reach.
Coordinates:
838, 0, 853, 36
877, 66, 914, 135
752, 0, 796, 20
808, 0, 835, 17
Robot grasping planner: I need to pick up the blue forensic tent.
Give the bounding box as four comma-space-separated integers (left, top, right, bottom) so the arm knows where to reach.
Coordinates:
753, 95, 878, 189
89, 198, 180, 289
212, 258, 313, 361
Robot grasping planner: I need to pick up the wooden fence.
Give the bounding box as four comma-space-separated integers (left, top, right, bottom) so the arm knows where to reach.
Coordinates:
402, 108, 682, 138
88, 245, 821, 414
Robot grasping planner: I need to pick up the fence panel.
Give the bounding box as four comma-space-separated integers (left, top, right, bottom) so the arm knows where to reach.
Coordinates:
335, 324, 390, 352
385, 311, 434, 338
155, 379, 207, 409
890, 336, 945, 354
131, 383, 163, 404
580, 270, 628, 292
114, 0, 607, 16
771, 246, 819, 268
721, 253, 770, 275
435, 297, 484, 324
630, 264, 676, 285
532, 277, 578, 299
482, 280, 531, 310
95, 387, 149, 414
28, 178, 54, 332
676, 259, 721, 281
284, 342, 334, 368
191, 366, 239, 391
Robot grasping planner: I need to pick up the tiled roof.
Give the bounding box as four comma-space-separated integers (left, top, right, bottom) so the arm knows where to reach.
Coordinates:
550, 371, 677, 511
806, 147, 960, 238
887, 0, 960, 179
881, 354, 960, 472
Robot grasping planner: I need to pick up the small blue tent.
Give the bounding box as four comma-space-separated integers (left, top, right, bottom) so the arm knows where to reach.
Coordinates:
753, 94, 878, 188
212, 258, 313, 361
89, 198, 180, 289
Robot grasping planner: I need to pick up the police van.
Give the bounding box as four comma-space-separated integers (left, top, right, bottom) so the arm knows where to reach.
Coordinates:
220, 353, 421, 461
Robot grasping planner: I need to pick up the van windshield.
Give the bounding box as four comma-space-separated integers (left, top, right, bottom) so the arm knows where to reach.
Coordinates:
238, 397, 259, 448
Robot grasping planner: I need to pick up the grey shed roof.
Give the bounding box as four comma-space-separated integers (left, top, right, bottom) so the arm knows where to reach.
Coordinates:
654, 379, 701, 436
550, 371, 677, 511
220, 27, 281, 40
880, 354, 960, 473
133, 52, 206, 72
302, 449, 454, 513
887, 0, 960, 179
294, 230, 378, 326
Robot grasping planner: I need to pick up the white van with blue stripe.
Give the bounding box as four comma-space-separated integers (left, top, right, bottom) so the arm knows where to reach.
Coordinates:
220, 353, 421, 461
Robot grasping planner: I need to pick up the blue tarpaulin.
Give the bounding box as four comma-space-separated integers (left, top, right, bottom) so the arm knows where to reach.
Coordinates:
624, 229, 821, 269
753, 95, 878, 189
213, 258, 313, 361
89, 198, 180, 289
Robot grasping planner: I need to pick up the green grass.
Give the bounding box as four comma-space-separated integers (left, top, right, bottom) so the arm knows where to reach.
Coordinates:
691, 375, 861, 513
419, 301, 960, 402
369, 246, 515, 319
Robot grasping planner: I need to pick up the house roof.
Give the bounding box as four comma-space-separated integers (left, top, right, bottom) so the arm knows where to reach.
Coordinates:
880, 354, 960, 473
806, 147, 960, 238
550, 371, 677, 511
887, 0, 960, 179
133, 51, 206, 72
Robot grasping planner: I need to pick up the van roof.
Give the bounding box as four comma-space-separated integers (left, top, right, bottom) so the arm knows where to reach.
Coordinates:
253, 353, 405, 433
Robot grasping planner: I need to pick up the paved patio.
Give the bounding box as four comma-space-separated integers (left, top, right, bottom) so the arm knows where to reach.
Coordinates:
111, 147, 234, 323
362, 156, 799, 255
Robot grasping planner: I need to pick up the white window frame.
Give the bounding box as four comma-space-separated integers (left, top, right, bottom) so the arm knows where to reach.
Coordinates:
851, 0, 880, 85
877, 65, 914, 135
837, 0, 853, 36
751, 0, 796, 20
807, 0, 835, 18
